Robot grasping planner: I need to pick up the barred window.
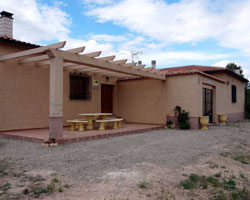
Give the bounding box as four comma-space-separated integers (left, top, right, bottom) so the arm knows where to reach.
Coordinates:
69, 74, 91, 100
232, 85, 237, 103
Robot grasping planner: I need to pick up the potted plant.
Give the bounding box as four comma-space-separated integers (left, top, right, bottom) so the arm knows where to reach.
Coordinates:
219, 114, 227, 125
200, 116, 209, 130
174, 106, 190, 130
165, 120, 176, 129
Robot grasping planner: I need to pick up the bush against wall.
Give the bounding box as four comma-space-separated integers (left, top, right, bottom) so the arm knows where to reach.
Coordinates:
245, 88, 250, 119
174, 106, 190, 130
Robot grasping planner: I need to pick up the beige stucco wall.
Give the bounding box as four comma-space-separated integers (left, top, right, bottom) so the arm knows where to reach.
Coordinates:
166, 74, 200, 117
205, 72, 245, 115
166, 73, 245, 117
115, 79, 166, 124
0, 43, 246, 131
0, 43, 116, 131
197, 73, 245, 123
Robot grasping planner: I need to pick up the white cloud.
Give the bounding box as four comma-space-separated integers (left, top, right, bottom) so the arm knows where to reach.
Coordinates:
1, 0, 248, 75
212, 60, 232, 67
0, 0, 117, 57
86, 0, 250, 56
90, 34, 128, 42
0, 0, 71, 43
86, 0, 220, 43
82, 0, 114, 5
217, 1, 250, 56
141, 51, 230, 67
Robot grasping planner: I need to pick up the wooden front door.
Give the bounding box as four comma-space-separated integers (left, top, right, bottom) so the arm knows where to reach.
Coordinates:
101, 84, 114, 113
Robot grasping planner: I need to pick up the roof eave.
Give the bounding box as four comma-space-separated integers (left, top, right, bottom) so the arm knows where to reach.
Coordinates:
206, 69, 249, 83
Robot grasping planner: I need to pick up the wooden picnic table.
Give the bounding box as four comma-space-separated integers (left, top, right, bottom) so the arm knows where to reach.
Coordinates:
79, 113, 113, 130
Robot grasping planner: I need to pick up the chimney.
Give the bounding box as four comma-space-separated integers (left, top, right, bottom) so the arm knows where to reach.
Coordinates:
0, 11, 14, 37
234, 69, 241, 75
138, 61, 142, 65
151, 60, 156, 68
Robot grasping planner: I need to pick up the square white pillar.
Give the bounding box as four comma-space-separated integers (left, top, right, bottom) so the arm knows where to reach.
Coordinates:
49, 57, 63, 139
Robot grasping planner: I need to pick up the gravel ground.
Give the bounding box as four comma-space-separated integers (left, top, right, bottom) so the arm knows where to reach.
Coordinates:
0, 121, 250, 183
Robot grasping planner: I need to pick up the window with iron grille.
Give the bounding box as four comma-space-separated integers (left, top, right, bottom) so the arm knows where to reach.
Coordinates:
232, 85, 237, 103
69, 74, 91, 100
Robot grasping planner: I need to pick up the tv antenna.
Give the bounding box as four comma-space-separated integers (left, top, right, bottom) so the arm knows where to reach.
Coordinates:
131, 49, 142, 63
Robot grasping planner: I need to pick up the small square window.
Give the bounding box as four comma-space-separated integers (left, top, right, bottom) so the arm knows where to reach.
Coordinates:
69, 74, 91, 100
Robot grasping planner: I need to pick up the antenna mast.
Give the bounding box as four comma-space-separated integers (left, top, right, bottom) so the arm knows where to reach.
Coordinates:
131, 49, 142, 63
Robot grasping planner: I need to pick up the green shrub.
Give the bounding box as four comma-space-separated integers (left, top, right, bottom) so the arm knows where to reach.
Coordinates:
166, 120, 173, 126
223, 179, 236, 191
231, 152, 250, 164
231, 188, 250, 200
180, 180, 196, 189
23, 188, 29, 195
179, 122, 190, 130
180, 174, 207, 190
0, 183, 11, 192
174, 106, 190, 130
213, 191, 227, 200
138, 181, 148, 189
214, 173, 222, 178
207, 176, 220, 187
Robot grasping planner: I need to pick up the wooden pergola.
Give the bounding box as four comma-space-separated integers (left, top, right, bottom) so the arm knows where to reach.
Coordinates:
0, 41, 166, 139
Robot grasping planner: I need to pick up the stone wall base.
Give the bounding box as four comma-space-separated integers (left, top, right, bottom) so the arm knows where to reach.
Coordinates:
49, 117, 63, 139
223, 112, 245, 121
167, 112, 245, 130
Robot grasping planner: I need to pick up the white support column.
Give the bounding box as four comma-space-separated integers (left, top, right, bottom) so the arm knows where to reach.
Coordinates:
49, 57, 64, 139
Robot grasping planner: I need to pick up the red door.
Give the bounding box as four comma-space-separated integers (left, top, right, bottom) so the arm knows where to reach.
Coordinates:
101, 84, 113, 113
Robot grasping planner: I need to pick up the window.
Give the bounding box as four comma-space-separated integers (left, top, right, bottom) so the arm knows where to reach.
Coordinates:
232, 85, 237, 103
69, 74, 91, 100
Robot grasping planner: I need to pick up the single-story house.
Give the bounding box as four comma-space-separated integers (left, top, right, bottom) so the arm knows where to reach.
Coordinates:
0, 11, 248, 138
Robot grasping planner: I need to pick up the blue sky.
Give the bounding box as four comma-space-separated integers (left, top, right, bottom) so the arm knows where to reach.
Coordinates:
1, 0, 250, 78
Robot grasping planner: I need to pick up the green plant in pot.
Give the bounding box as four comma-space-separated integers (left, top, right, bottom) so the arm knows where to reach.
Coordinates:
174, 106, 190, 130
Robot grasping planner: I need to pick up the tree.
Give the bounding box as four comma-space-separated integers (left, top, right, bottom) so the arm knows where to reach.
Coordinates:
226, 63, 243, 76
226, 63, 250, 118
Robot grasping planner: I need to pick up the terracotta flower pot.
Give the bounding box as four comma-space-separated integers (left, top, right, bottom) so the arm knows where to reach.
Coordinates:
200, 116, 209, 130
219, 114, 227, 125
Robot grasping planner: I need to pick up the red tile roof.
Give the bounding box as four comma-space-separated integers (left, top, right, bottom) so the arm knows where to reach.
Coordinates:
118, 65, 248, 82
160, 65, 248, 82
160, 65, 225, 75
0, 35, 40, 48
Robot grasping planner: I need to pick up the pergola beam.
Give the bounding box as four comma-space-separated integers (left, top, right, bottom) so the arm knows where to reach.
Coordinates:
123, 62, 137, 67
49, 49, 165, 80
84, 51, 101, 58
33, 47, 85, 66
74, 66, 131, 77
77, 67, 101, 73
111, 59, 127, 64
97, 55, 116, 61
143, 66, 155, 71
134, 65, 145, 69
96, 70, 132, 76
0, 41, 66, 62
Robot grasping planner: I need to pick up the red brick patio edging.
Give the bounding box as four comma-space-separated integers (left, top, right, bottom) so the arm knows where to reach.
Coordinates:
0, 125, 164, 145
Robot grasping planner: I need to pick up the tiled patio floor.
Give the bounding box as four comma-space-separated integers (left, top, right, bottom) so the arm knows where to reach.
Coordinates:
0, 123, 164, 144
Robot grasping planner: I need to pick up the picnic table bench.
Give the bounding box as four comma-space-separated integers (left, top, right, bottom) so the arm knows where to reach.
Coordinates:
96, 118, 123, 130
79, 113, 113, 130
67, 119, 88, 131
